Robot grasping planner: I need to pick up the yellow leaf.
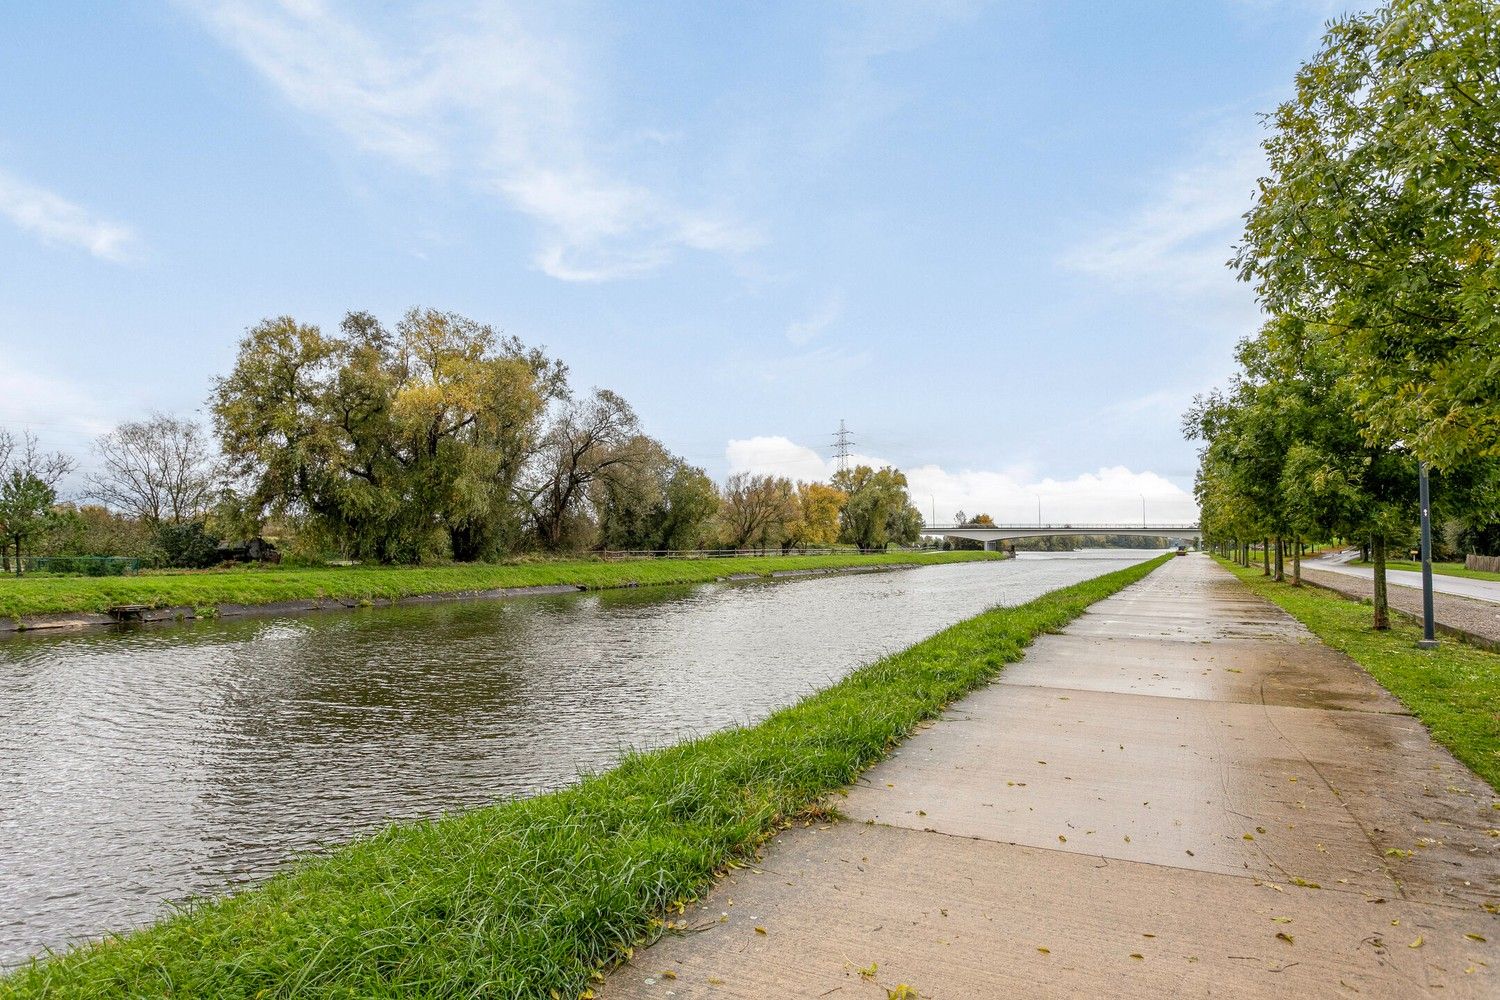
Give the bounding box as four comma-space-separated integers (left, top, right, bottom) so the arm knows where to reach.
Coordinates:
888, 986, 920, 1000
661, 970, 677, 980
1409, 936, 1424, 949
1465, 933, 1487, 942
754, 926, 767, 935
1037, 947, 1050, 954
1129, 953, 1144, 960
858, 962, 878, 979
1276, 932, 1294, 945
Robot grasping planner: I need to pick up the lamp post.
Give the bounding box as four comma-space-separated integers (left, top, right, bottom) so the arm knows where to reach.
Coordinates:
1035, 495, 1041, 527
1140, 495, 1146, 528
1418, 462, 1438, 649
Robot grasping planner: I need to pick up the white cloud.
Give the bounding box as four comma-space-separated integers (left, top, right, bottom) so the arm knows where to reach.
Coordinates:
726, 435, 831, 482
786, 291, 844, 346
184, 0, 758, 281
0, 169, 136, 261
725, 435, 1198, 525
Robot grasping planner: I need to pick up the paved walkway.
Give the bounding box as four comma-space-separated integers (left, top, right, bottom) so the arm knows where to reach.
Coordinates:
1307, 557, 1500, 605
603, 556, 1499, 999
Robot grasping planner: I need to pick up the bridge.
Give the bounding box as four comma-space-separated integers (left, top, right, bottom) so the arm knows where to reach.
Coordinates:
921, 523, 1202, 551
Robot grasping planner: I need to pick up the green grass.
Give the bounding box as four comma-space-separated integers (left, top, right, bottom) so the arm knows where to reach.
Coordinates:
1, 555, 1169, 999
0, 551, 998, 621
1217, 557, 1500, 792
1349, 559, 1500, 583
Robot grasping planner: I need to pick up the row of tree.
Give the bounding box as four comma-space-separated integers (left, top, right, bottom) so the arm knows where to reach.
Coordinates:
1186, 0, 1499, 628
2, 309, 926, 571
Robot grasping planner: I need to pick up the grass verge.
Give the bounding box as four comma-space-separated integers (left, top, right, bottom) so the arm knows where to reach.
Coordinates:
0, 551, 997, 621
1217, 556, 1500, 792
1349, 559, 1500, 584
2, 555, 1169, 998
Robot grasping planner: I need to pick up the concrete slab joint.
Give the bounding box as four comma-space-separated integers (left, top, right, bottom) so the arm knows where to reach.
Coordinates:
603, 555, 1500, 999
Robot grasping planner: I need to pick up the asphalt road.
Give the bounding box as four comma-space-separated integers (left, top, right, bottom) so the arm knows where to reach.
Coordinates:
1308, 555, 1500, 605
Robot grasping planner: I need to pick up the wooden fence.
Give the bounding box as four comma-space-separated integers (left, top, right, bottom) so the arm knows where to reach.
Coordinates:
1466, 554, 1500, 573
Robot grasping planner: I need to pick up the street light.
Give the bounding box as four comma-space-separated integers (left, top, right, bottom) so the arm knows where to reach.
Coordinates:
1418, 462, 1438, 649
1140, 494, 1146, 528
1035, 495, 1041, 527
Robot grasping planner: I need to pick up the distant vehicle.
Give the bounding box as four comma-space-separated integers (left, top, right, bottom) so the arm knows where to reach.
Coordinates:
1176, 545, 1188, 556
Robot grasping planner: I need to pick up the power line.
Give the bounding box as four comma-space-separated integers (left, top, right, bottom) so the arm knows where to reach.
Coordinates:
831, 419, 855, 474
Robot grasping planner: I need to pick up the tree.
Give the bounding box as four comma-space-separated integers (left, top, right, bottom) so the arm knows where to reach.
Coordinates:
591, 438, 720, 551
784, 481, 846, 550
88, 413, 218, 525
834, 465, 923, 551
717, 473, 796, 551
1236, 0, 1500, 469
1186, 321, 1419, 627
524, 389, 641, 551
0, 430, 74, 575
212, 309, 564, 562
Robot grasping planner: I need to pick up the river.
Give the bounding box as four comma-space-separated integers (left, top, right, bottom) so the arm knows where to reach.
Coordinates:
0, 550, 1163, 965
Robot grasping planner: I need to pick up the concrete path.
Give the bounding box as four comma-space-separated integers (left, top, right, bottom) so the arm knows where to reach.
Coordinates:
603, 555, 1499, 999
1308, 555, 1500, 605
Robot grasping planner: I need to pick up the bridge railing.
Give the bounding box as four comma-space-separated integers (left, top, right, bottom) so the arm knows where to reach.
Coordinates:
922, 523, 1201, 531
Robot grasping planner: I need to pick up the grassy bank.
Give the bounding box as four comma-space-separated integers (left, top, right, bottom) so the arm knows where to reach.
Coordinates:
1217, 557, 1500, 791
3, 555, 1169, 998
0, 551, 997, 621
1348, 559, 1500, 583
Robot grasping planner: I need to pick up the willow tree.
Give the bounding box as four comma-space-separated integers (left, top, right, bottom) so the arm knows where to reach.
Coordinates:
834, 465, 923, 552
212, 309, 564, 562
1237, 0, 1500, 469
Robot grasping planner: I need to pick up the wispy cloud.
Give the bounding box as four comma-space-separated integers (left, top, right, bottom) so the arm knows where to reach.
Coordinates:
1061, 132, 1262, 296
183, 0, 758, 281
0, 168, 136, 261
786, 291, 844, 346
725, 434, 1198, 524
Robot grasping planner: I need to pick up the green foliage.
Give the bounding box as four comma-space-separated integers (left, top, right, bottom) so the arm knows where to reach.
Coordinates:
833, 465, 923, 551
590, 438, 719, 551
1236, 0, 1500, 468
153, 521, 222, 569
1220, 557, 1500, 791
0, 472, 59, 576
1, 556, 1167, 998
39, 504, 156, 559
212, 309, 566, 563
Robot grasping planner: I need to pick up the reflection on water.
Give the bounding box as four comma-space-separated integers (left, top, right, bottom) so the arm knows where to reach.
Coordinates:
0, 551, 1163, 964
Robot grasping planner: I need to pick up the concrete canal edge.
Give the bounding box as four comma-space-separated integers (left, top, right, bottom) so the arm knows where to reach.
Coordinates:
0, 562, 926, 635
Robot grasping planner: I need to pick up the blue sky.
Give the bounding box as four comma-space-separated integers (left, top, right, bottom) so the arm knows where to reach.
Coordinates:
1, 0, 1351, 523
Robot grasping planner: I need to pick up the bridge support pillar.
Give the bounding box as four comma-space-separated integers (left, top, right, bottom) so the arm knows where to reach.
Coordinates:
983, 539, 996, 552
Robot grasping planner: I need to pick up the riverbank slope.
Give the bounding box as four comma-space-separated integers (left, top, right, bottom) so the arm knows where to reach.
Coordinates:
0, 550, 998, 625
0, 555, 1167, 998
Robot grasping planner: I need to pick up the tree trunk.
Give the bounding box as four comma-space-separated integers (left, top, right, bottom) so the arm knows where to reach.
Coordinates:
1274, 535, 1284, 582
1372, 534, 1389, 630
1292, 535, 1301, 586
1262, 538, 1270, 576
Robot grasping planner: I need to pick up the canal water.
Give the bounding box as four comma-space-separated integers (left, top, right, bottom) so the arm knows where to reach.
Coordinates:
0, 551, 1163, 965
